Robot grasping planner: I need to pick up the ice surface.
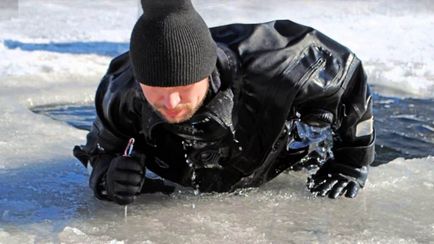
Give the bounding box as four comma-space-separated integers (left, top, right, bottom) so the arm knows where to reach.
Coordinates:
1, 157, 433, 243
0, 0, 433, 243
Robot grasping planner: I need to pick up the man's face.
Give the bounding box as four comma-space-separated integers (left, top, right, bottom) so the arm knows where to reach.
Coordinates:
140, 77, 209, 124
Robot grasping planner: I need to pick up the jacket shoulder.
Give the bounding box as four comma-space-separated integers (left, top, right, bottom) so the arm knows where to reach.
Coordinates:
211, 19, 359, 97
106, 51, 130, 76
94, 53, 144, 138
210, 20, 312, 49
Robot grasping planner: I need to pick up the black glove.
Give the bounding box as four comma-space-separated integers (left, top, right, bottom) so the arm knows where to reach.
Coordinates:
106, 155, 145, 205
307, 160, 368, 199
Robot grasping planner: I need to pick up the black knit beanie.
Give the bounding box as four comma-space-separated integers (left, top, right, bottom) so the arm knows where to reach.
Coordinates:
130, 0, 217, 87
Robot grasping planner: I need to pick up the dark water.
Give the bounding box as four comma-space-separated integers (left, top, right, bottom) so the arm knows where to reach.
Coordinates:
31, 93, 434, 166
32, 103, 96, 131
373, 94, 434, 164
4, 40, 129, 57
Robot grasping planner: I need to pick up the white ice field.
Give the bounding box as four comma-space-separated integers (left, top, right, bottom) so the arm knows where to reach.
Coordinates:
0, 0, 433, 243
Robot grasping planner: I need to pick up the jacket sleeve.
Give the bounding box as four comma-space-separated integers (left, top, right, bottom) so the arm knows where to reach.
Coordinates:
73, 53, 142, 199
330, 59, 375, 167
73, 93, 128, 199
240, 20, 377, 168
212, 20, 375, 172
297, 55, 375, 168
72, 117, 125, 200
74, 53, 138, 166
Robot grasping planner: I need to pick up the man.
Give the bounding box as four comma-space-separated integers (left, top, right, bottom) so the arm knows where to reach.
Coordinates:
74, 0, 375, 205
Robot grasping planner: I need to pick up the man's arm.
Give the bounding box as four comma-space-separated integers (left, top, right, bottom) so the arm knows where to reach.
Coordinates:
332, 59, 375, 168
252, 20, 376, 198
211, 20, 375, 188
300, 57, 375, 198
73, 116, 128, 200
73, 54, 147, 204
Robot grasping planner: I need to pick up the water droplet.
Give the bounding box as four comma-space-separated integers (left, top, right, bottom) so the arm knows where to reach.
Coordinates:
181, 138, 201, 196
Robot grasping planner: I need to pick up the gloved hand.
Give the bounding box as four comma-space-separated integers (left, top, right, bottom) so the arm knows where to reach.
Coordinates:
307, 160, 368, 199
106, 155, 145, 205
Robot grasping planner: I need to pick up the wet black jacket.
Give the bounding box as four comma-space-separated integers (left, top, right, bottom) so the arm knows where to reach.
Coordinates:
74, 20, 375, 194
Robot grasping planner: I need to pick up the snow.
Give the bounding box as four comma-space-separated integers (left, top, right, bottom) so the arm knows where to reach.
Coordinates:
0, 0, 433, 243
1, 0, 433, 98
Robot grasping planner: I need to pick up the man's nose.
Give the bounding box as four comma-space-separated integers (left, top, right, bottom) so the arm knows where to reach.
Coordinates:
164, 92, 181, 109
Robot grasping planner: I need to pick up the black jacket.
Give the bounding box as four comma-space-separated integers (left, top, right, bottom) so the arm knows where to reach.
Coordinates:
74, 19, 375, 194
